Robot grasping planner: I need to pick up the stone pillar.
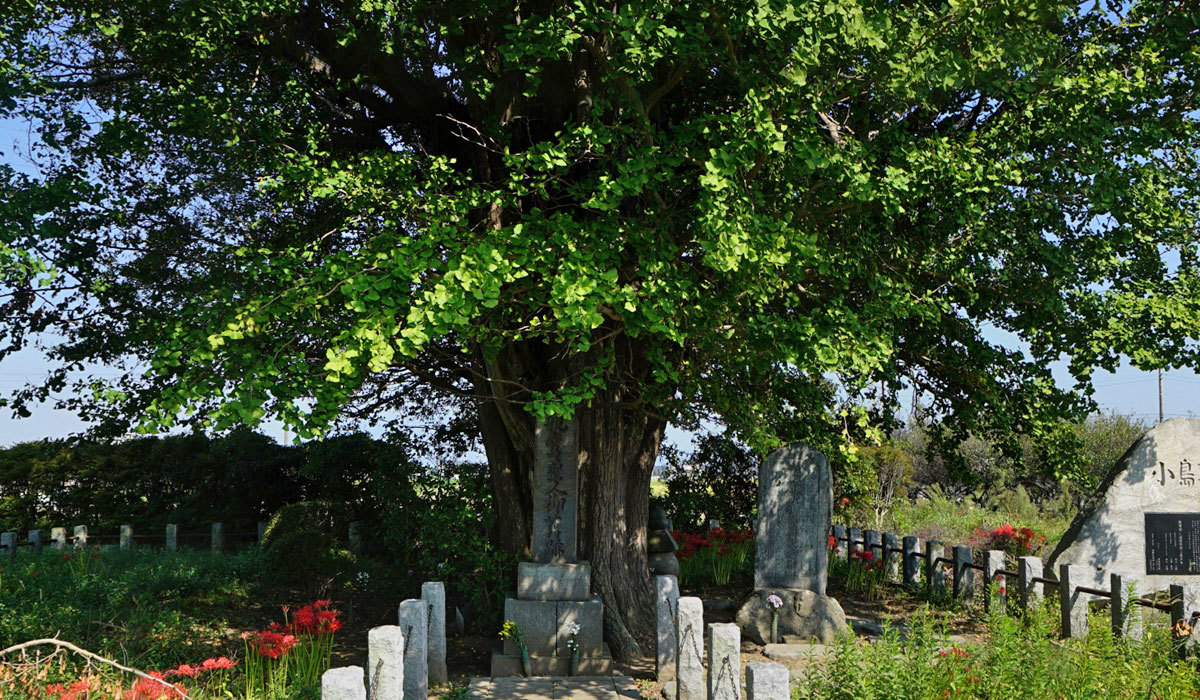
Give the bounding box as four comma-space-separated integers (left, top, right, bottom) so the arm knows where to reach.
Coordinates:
902, 536, 921, 587
864, 529, 881, 562
1059, 563, 1088, 640
28, 530, 42, 555
707, 623, 741, 700
755, 445, 832, 594
532, 416, 580, 563
1, 532, 14, 558
655, 575, 679, 681
1018, 556, 1043, 614
925, 540, 945, 593
349, 522, 362, 554
1110, 573, 1142, 641
745, 662, 789, 700
322, 666, 367, 700
368, 625, 405, 700
882, 532, 900, 582
831, 525, 847, 561
257, 522, 269, 543
73, 525, 87, 547
675, 597, 704, 700
165, 524, 178, 552
397, 599, 428, 700
984, 550, 1006, 613
51, 527, 67, 551
1170, 583, 1200, 656
211, 522, 224, 553
952, 545, 974, 601
120, 524, 133, 551
421, 582, 447, 685
848, 527, 863, 554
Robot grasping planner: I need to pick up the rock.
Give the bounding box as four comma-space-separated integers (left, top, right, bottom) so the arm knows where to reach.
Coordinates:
661, 680, 677, 700
1049, 418, 1200, 591
735, 589, 847, 645
845, 615, 883, 637
650, 552, 680, 576
763, 643, 829, 664
702, 598, 736, 615
755, 444, 832, 594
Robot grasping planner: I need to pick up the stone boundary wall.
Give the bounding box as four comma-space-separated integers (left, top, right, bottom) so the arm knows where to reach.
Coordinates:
0, 521, 364, 555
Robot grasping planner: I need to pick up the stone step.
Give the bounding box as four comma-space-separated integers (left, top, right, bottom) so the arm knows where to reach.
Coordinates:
489, 643, 615, 678
469, 675, 639, 700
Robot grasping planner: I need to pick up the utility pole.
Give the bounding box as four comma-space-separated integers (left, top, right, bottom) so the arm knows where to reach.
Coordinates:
1159, 369, 1165, 423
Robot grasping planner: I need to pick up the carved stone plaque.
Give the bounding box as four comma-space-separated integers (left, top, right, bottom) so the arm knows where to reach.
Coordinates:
532, 416, 579, 563
1145, 513, 1200, 575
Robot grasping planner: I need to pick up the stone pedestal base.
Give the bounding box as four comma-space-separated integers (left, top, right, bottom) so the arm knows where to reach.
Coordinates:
489, 643, 615, 677
735, 588, 847, 645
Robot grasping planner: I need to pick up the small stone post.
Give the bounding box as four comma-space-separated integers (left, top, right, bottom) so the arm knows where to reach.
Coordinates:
952, 545, 974, 601
656, 574, 680, 681
848, 527, 863, 554
396, 599, 428, 700
73, 525, 87, 547
882, 532, 900, 582
51, 527, 67, 551
1110, 573, 1142, 641
368, 625, 405, 700
745, 662, 789, 700
211, 522, 224, 553
902, 536, 921, 587
676, 597, 704, 700
984, 549, 1006, 613
864, 529, 881, 562
925, 540, 945, 593
1018, 556, 1043, 614
831, 525, 847, 561
707, 623, 741, 700
1170, 583, 1200, 656
28, 530, 42, 555
120, 524, 133, 551
165, 524, 178, 552
421, 582, 447, 685
1, 532, 14, 558
322, 666, 367, 700
1059, 563, 1088, 640
257, 522, 268, 543
349, 521, 362, 554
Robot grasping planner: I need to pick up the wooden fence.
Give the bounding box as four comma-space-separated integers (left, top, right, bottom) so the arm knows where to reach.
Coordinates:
830, 524, 1193, 644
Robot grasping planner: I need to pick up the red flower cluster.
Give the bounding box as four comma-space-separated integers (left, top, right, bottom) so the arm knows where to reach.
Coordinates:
287, 600, 341, 636
166, 656, 237, 678
124, 672, 187, 700
972, 523, 1045, 556
245, 628, 298, 659
939, 646, 970, 659
848, 548, 884, 571
671, 528, 753, 561
827, 535, 840, 553
45, 679, 90, 700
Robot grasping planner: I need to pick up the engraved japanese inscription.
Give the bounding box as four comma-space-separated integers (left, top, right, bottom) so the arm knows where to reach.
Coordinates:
1145, 513, 1200, 575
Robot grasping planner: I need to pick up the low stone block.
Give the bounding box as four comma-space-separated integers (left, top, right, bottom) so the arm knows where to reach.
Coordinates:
322, 666, 367, 700
488, 644, 614, 677
503, 596, 557, 655
707, 624, 740, 700
676, 597, 704, 700
368, 625, 404, 700
655, 575, 679, 682
397, 599, 429, 700
746, 662, 790, 700
556, 597, 604, 656
517, 562, 591, 601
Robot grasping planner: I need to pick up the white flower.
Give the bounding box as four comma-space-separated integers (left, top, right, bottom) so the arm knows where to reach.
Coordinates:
766, 594, 784, 610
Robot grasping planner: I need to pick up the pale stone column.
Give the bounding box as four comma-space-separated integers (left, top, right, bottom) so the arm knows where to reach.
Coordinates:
73, 525, 87, 547
51, 527, 67, 551
675, 597, 704, 700
1018, 556, 1043, 613
707, 623, 741, 700
368, 625, 404, 700
1059, 563, 1088, 640
322, 666, 367, 700
984, 550, 1006, 612
925, 540, 945, 593
210, 522, 224, 553
421, 582, 448, 684
120, 525, 133, 551
902, 536, 921, 587
882, 532, 900, 581
745, 662, 789, 700
165, 524, 178, 552
952, 545, 974, 601
655, 575, 679, 681
1110, 573, 1142, 641
397, 599, 428, 700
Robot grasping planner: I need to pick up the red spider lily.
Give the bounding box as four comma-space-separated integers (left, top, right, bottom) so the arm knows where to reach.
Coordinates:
124, 672, 187, 699
287, 600, 342, 636
45, 679, 90, 700
246, 629, 298, 659
938, 647, 970, 659
201, 657, 237, 671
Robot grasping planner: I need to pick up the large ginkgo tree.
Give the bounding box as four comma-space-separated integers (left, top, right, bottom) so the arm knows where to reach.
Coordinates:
1, 0, 1198, 655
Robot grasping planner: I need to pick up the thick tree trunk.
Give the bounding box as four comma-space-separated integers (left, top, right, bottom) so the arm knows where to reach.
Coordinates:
473, 338, 663, 662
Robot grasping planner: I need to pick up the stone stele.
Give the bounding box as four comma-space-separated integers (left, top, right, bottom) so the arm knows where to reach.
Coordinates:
754, 444, 832, 594
1049, 418, 1200, 592
532, 416, 580, 564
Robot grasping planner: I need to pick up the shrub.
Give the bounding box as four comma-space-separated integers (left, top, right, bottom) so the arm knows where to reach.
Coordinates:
261, 500, 350, 549
263, 530, 355, 595
971, 523, 1046, 557
660, 433, 757, 531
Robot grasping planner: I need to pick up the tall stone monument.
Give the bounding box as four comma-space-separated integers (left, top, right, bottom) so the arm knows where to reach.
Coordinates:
736, 444, 846, 644
1050, 418, 1200, 591
490, 416, 613, 676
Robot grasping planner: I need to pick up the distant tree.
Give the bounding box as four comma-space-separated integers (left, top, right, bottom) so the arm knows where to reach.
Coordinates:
2, 1, 1199, 653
